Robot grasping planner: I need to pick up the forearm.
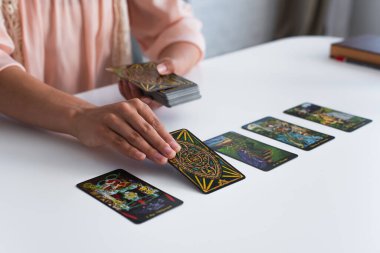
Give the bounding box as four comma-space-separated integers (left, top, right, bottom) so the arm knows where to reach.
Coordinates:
0, 67, 180, 164
0, 67, 94, 135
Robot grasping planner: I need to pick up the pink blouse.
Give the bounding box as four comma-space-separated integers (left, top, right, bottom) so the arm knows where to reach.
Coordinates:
0, 0, 205, 94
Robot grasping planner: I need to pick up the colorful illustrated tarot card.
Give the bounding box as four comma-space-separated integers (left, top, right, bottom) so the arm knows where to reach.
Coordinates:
242, 116, 335, 150
204, 132, 297, 171
77, 169, 183, 224
169, 129, 245, 194
107, 62, 195, 92
284, 103, 372, 132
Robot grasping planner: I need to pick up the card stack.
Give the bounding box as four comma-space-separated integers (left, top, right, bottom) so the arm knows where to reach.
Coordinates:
108, 62, 201, 107
143, 80, 201, 107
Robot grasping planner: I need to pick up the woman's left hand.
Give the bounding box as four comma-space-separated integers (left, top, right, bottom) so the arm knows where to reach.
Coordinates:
119, 42, 202, 108
156, 42, 202, 76
118, 80, 162, 110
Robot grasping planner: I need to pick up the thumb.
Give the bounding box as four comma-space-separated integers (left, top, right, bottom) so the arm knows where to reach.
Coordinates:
156, 58, 175, 75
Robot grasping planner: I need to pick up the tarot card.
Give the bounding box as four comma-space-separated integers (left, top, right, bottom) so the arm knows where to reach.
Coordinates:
242, 116, 334, 150
141, 80, 201, 107
107, 62, 195, 92
204, 132, 297, 171
284, 103, 372, 132
169, 129, 245, 194
77, 169, 183, 224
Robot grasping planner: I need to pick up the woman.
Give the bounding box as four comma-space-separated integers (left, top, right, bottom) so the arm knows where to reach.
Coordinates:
0, 0, 205, 164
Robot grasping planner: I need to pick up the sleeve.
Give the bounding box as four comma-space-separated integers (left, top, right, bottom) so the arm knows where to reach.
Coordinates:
128, 0, 206, 62
0, 15, 25, 72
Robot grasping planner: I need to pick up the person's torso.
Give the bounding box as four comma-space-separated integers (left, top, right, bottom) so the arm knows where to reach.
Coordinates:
19, 0, 122, 93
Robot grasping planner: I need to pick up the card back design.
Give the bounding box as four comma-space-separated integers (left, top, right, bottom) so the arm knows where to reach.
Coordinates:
169, 129, 245, 194
108, 62, 194, 92
284, 103, 372, 132
242, 116, 335, 150
77, 169, 183, 224
204, 132, 298, 171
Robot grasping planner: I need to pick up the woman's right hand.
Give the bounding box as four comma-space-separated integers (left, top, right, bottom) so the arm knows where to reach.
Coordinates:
71, 98, 180, 164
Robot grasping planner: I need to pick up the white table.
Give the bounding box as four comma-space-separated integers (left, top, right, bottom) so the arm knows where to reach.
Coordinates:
1, 37, 379, 253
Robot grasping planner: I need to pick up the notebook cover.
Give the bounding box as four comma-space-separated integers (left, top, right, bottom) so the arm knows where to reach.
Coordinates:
332, 35, 380, 56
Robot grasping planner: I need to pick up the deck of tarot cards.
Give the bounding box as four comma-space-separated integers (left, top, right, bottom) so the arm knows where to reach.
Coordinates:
108, 62, 201, 107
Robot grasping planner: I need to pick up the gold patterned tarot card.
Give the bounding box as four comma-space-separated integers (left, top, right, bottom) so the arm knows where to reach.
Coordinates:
107, 62, 195, 92
169, 129, 245, 194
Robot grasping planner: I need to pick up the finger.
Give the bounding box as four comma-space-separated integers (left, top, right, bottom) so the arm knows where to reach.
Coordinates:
128, 82, 143, 98
119, 80, 143, 100
106, 113, 168, 164
118, 80, 126, 99
125, 112, 176, 159
119, 80, 133, 100
119, 100, 177, 158
148, 100, 162, 110
133, 101, 181, 152
141, 97, 162, 110
140, 96, 153, 105
101, 127, 146, 161
157, 58, 175, 75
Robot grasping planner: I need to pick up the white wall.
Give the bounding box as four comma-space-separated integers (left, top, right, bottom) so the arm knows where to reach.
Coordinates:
350, 0, 380, 36
190, 0, 380, 58
191, 0, 282, 58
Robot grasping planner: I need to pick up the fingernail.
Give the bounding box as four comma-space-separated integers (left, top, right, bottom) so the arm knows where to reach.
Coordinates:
157, 64, 167, 74
154, 152, 167, 164
169, 141, 181, 152
163, 145, 176, 158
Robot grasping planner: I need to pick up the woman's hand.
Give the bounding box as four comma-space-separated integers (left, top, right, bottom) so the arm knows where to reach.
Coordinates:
0, 67, 179, 164
118, 80, 162, 110
156, 42, 202, 76
119, 42, 201, 107
72, 98, 181, 164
